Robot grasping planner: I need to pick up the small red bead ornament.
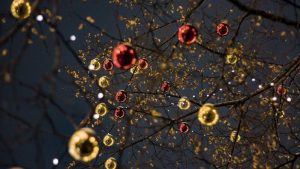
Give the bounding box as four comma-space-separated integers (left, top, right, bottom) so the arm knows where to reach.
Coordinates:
103, 58, 114, 71
114, 106, 125, 118
179, 122, 190, 133
137, 58, 149, 70
160, 81, 170, 92
178, 25, 198, 45
216, 23, 229, 37
276, 85, 287, 95
115, 90, 127, 102
112, 44, 137, 70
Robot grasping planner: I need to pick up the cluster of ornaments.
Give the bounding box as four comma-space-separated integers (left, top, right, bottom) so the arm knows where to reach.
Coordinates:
66, 22, 230, 164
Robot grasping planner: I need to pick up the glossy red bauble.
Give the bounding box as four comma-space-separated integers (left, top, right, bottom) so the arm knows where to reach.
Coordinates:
179, 122, 190, 133
178, 25, 198, 45
160, 81, 170, 92
276, 85, 287, 95
112, 44, 137, 70
103, 58, 113, 71
115, 90, 127, 102
137, 58, 149, 70
114, 106, 125, 118
216, 23, 229, 37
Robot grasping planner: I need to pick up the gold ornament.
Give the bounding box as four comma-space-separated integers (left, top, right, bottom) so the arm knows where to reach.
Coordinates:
95, 103, 108, 116
105, 157, 117, 169
226, 54, 238, 64
198, 103, 219, 126
11, 0, 31, 19
130, 66, 141, 74
98, 76, 110, 88
68, 128, 100, 162
103, 134, 115, 147
178, 97, 191, 110
89, 58, 101, 71
230, 130, 241, 142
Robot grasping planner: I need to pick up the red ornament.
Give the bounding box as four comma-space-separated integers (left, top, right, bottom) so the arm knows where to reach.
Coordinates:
216, 23, 229, 37
115, 90, 127, 102
178, 25, 198, 45
179, 122, 190, 133
160, 81, 170, 92
276, 85, 287, 95
114, 106, 125, 118
112, 44, 137, 70
137, 58, 149, 70
103, 58, 113, 71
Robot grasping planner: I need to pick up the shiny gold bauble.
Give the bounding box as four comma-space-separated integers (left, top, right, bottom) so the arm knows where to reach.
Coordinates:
130, 66, 141, 74
89, 58, 101, 71
103, 134, 115, 147
68, 128, 100, 162
105, 157, 117, 169
95, 103, 108, 116
177, 97, 191, 110
11, 0, 31, 19
198, 103, 219, 126
230, 130, 241, 142
98, 76, 110, 88
226, 54, 238, 64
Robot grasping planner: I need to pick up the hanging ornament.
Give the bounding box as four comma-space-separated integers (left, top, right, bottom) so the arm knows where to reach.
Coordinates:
105, 157, 117, 169
160, 81, 170, 92
103, 58, 114, 71
216, 23, 229, 37
89, 58, 101, 71
179, 122, 190, 133
112, 44, 137, 70
177, 97, 191, 110
198, 103, 219, 126
130, 65, 142, 74
137, 58, 149, 70
178, 24, 198, 45
98, 76, 110, 88
103, 134, 115, 147
115, 90, 127, 102
11, 0, 31, 19
230, 130, 241, 142
68, 128, 100, 162
114, 106, 125, 118
276, 85, 287, 95
95, 103, 108, 116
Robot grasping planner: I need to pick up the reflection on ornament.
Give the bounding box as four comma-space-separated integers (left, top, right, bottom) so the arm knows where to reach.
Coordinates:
112, 44, 137, 70
98, 76, 110, 88
89, 59, 101, 71
160, 81, 170, 92
95, 103, 108, 116
68, 128, 99, 162
11, 0, 31, 19
178, 97, 191, 110
138, 58, 149, 70
103, 134, 115, 147
198, 103, 219, 126
114, 106, 125, 118
230, 130, 241, 142
103, 58, 114, 71
115, 90, 127, 102
216, 23, 229, 36
105, 157, 117, 169
179, 122, 190, 133
178, 25, 198, 45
